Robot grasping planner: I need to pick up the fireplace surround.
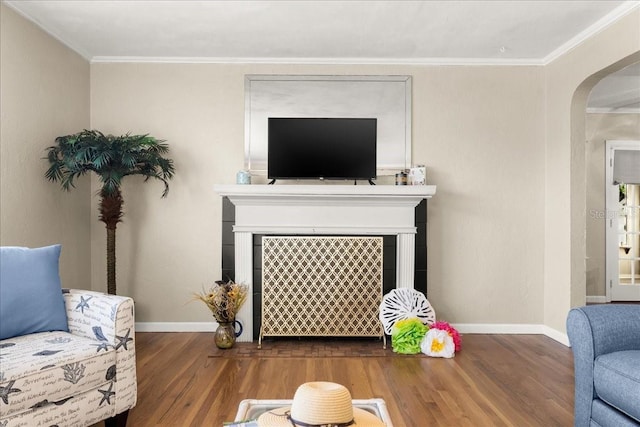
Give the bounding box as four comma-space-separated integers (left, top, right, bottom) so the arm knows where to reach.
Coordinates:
214, 184, 436, 342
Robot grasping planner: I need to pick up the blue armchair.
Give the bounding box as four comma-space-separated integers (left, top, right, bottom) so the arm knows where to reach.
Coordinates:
567, 304, 640, 426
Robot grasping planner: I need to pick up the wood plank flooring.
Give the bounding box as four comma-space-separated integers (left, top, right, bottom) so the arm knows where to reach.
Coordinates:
104, 333, 575, 426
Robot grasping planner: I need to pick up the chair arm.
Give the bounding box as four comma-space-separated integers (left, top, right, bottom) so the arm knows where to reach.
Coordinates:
568, 305, 640, 358
566, 304, 640, 427
63, 289, 137, 414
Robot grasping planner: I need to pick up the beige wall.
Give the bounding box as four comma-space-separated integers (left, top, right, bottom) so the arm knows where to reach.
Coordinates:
90, 63, 545, 325
544, 9, 640, 333
0, 4, 91, 288
585, 113, 640, 297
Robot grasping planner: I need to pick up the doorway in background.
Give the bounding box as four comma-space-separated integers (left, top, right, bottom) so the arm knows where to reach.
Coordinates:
606, 140, 640, 301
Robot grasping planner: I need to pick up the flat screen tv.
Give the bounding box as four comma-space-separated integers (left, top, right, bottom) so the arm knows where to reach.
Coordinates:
267, 117, 377, 181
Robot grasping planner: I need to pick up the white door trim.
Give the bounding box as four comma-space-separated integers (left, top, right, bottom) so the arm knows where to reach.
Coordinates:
605, 140, 640, 302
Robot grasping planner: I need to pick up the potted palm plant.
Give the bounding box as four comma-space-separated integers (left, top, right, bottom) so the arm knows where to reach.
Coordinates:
45, 129, 175, 295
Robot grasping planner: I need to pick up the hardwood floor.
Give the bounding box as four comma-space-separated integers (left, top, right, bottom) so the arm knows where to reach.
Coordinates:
114, 333, 575, 426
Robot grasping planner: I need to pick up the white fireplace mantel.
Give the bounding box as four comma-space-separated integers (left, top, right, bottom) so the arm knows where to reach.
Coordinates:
213, 184, 436, 342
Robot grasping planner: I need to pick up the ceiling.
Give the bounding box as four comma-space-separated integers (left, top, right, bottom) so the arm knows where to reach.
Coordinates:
588, 62, 640, 111
4, 0, 640, 110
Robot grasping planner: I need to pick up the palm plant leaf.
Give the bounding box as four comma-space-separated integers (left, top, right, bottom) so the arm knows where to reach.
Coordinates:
45, 129, 175, 196
93, 151, 112, 169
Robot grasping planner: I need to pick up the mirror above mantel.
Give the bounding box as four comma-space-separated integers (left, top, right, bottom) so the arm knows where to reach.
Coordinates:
244, 75, 413, 178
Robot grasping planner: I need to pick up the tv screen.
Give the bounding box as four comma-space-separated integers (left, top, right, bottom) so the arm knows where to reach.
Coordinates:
267, 117, 377, 181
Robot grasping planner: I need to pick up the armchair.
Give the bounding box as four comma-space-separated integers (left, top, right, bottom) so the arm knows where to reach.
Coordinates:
566, 304, 640, 426
0, 289, 136, 426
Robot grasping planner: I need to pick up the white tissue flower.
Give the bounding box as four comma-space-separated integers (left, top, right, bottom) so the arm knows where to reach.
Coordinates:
421, 328, 455, 358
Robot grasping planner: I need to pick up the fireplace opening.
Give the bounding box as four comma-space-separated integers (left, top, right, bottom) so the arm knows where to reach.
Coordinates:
259, 236, 384, 347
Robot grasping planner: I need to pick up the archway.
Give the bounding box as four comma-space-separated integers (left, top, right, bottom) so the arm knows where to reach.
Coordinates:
570, 51, 640, 309
584, 63, 640, 303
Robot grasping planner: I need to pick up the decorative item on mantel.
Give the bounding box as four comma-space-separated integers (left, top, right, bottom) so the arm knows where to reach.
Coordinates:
193, 280, 248, 349
395, 170, 408, 185
408, 165, 426, 185
236, 169, 251, 184
395, 164, 426, 186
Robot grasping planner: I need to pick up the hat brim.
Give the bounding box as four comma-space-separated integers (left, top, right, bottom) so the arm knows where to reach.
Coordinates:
256, 406, 386, 426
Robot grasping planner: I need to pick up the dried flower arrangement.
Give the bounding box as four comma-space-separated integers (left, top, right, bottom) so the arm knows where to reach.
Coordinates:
193, 280, 248, 323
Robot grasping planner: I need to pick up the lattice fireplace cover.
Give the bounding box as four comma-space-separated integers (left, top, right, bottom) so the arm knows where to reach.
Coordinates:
260, 236, 384, 347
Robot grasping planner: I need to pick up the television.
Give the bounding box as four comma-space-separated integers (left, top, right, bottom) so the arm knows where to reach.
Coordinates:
267, 117, 377, 181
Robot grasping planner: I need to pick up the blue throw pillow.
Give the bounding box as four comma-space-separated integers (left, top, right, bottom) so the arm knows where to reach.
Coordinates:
0, 244, 69, 340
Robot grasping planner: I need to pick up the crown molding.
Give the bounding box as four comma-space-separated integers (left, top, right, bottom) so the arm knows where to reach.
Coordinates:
90, 55, 544, 66
543, 1, 640, 65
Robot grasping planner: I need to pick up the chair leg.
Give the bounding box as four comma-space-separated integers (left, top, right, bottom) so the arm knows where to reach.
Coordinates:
105, 410, 129, 427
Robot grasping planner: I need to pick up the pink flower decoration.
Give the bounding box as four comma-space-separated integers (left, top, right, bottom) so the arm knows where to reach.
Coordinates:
430, 321, 461, 352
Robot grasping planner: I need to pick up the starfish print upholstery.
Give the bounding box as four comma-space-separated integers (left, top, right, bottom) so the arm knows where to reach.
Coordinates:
0, 380, 21, 404
115, 329, 133, 351
93, 342, 111, 353
98, 382, 115, 406
75, 295, 93, 314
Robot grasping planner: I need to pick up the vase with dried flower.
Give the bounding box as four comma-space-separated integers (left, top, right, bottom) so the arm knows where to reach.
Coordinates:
194, 280, 248, 348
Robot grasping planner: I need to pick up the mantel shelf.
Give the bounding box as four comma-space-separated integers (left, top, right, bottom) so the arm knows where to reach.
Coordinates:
213, 184, 437, 233
213, 184, 436, 199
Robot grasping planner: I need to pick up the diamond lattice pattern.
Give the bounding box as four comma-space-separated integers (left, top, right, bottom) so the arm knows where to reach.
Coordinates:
261, 236, 383, 338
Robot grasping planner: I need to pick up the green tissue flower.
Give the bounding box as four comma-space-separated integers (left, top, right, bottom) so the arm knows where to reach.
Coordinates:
391, 318, 429, 354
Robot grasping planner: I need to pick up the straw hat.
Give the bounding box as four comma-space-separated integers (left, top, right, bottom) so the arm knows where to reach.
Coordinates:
256, 382, 385, 426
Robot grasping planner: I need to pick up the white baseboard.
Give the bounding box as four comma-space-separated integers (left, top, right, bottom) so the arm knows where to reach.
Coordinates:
586, 295, 608, 304
452, 323, 569, 347
451, 323, 544, 334
541, 325, 570, 346
136, 322, 570, 346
